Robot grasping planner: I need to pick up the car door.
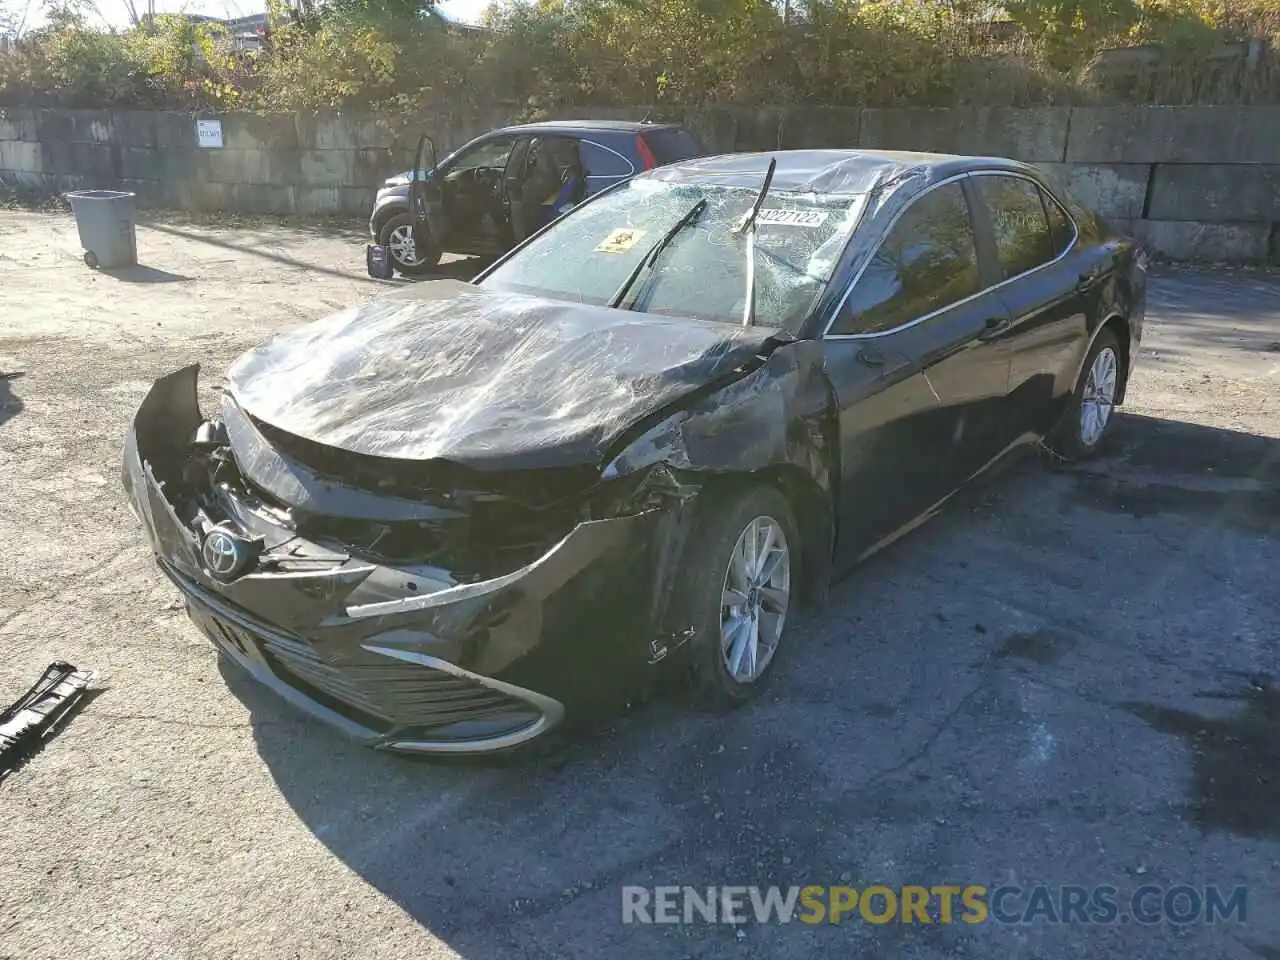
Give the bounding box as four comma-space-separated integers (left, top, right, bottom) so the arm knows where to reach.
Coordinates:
824, 179, 1013, 562
970, 172, 1093, 441
437, 134, 522, 250
409, 134, 446, 254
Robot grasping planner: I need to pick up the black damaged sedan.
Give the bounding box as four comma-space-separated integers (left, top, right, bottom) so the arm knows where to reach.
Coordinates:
123, 150, 1146, 755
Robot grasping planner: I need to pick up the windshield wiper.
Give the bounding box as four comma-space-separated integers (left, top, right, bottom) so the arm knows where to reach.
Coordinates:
608, 198, 708, 310
735, 157, 777, 327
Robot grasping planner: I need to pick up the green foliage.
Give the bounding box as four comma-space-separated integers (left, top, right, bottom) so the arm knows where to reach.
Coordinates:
0, 8, 246, 108
2, 0, 1280, 112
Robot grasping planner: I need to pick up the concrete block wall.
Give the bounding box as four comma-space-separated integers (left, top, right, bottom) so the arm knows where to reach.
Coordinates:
3, 103, 1280, 261
690, 104, 1280, 262
0, 106, 522, 217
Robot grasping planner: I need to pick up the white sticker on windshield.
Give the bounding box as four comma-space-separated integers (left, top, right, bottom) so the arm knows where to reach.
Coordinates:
754, 208, 829, 227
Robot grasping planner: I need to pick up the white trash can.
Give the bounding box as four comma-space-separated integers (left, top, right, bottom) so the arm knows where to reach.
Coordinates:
65, 189, 138, 269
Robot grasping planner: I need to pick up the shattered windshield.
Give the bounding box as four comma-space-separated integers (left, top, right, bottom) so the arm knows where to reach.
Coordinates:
479, 178, 867, 333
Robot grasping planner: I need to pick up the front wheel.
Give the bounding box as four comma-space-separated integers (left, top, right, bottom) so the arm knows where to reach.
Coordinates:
671, 485, 800, 710
1047, 327, 1123, 461
377, 212, 441, 277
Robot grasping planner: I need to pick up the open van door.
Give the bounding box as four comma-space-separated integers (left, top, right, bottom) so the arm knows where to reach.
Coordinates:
410, 134, 447, 254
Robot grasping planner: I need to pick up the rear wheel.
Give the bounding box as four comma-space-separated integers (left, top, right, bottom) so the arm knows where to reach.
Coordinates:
671, 485, 799, 709
1048, 327, 1122, 461
378, 212, 440, 276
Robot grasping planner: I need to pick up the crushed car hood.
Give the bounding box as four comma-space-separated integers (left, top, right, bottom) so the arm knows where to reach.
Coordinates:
225, 279, 785, 471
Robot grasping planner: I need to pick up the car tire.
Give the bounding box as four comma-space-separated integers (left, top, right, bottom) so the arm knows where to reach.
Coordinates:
377, 212, 441, 276
1047, 326, 1123, 462
671, 484, 800, 710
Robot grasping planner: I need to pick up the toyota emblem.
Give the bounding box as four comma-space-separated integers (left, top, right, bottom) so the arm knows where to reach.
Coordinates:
202, 528, 244, 581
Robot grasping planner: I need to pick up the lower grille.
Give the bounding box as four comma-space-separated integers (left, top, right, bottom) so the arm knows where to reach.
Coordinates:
261, 632, 534, 735
177, 574, 539, 738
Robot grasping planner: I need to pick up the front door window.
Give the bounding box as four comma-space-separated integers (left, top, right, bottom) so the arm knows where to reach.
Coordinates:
830, 182, 981, 336
443, 137, 517, 242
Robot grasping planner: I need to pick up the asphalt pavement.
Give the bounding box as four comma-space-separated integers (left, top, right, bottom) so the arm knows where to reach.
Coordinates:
0, 212, 1276, 959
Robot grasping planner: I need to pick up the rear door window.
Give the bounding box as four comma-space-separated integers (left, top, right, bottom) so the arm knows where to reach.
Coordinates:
830, 182, 980, 336
579, 140, 635, 179
976, 175, 1057, 280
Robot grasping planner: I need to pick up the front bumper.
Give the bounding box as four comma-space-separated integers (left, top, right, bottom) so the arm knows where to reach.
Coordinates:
122, 367, 674, 755
369, 187, 409, 238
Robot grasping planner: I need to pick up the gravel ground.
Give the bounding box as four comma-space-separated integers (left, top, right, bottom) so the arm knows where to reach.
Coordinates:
1, 210, 1277, 960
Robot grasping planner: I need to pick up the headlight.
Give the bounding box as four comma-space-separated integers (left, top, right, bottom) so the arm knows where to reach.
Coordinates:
601, 414, 691, 480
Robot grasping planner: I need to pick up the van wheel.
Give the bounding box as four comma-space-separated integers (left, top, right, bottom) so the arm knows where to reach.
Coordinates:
378, 212, 440, 276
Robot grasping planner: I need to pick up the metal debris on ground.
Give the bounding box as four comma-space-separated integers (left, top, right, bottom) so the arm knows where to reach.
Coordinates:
0, 661, 96, 781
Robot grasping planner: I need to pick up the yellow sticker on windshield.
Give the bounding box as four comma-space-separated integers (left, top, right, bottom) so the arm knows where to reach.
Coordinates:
597, 228, 647, 253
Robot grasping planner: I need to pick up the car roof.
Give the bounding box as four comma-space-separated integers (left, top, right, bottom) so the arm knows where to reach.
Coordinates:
645, 149, 1039, 196
496, 119, 685, 137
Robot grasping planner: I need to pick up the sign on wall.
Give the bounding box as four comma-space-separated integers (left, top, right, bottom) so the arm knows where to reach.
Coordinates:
196, 119, 224, 149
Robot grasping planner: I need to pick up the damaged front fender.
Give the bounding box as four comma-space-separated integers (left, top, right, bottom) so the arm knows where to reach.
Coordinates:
602, 338, 838, 622
601, 339, 834, 485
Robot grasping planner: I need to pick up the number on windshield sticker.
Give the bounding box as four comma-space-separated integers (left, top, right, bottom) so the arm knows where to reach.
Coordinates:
753, 209, 829, 227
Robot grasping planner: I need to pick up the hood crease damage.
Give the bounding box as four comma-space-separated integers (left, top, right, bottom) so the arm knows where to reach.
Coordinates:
224, 279, 788, 474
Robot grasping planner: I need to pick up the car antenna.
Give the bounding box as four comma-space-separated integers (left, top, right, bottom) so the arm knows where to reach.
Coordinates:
736, 156, 777, 327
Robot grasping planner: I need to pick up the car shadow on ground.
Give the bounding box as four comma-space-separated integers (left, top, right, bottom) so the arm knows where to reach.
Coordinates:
142, 222, 371, 282
424, 258, 491, 282
380, 258, 490, 284
137, 210, 367, 242
224, 411, 1280, 959
0, 371, 23, 429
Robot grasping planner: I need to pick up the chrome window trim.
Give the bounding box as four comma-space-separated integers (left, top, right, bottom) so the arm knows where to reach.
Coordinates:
579, 138, 636, 180
822, 169, 1080, 342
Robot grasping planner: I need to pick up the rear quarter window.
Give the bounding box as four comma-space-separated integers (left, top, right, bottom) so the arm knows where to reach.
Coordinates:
579, 140, 635, 179
1031, 167, 1104, 244
1041, 189, 1076, 257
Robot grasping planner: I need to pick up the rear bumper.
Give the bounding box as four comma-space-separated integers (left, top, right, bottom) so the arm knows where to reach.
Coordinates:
122, 367, 675, 755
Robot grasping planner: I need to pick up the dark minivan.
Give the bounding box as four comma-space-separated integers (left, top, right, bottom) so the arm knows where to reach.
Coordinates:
368, 120, 706, 276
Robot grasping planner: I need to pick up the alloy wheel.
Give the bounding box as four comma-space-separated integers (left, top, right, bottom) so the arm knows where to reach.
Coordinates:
720, 515, 791, 684
1080, 346, 1119, 447
387, 224, 426, 268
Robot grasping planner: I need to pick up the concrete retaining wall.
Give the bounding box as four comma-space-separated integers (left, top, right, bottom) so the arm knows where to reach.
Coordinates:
3, 104, 1279, 261
0, 106, 521, 217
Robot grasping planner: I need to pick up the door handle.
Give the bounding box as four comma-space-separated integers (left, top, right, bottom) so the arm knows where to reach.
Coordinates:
977, 317, 1011, 342
856, 346, 885, 368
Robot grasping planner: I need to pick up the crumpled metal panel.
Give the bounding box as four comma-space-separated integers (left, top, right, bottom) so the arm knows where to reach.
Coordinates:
225, 279, 785, 472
